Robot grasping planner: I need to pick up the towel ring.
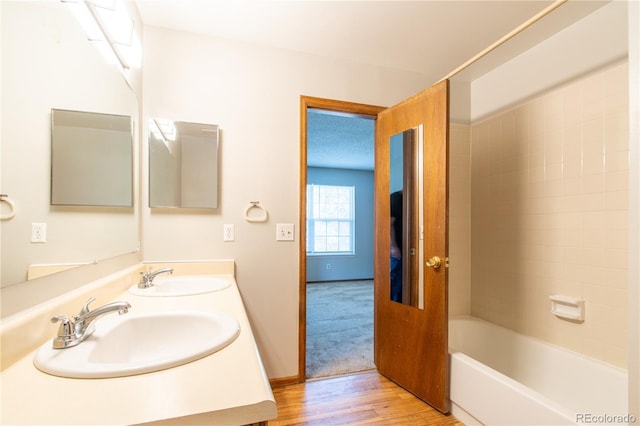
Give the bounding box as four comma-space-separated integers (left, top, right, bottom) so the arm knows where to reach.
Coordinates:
244, 201, 269, 223
0, 194, 16, 220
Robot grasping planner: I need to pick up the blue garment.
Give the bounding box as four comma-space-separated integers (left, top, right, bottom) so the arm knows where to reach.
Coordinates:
390, 256, 402, 303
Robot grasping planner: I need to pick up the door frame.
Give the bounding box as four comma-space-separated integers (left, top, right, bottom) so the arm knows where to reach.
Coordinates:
298, 96, 385, 382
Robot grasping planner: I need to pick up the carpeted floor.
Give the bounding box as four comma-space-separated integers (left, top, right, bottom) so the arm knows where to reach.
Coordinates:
305, 280, 374, 378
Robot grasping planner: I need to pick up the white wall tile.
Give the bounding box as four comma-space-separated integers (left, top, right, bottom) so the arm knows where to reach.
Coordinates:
470, 62, 629, 368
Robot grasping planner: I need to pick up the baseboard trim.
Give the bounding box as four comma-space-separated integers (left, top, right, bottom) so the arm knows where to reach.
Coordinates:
269, 375, 302, 388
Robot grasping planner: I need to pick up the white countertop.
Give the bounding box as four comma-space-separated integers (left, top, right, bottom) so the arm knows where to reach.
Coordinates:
0, 265, 276, 426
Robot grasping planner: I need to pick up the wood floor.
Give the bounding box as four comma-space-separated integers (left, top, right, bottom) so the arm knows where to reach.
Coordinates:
270, 371, 463, 425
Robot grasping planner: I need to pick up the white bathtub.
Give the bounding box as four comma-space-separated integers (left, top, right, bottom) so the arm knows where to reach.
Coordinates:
448, 316, 629, 426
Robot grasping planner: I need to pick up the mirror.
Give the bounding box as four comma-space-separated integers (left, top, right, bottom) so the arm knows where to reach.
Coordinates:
389, 126, 424, 308
149, 119, 220, 209
1, 1, 139, 288
51, 109, 133, 207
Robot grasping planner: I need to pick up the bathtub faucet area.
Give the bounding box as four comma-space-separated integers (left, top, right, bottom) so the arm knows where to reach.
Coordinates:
138, 268, 174, 288
50, 297, 131, 349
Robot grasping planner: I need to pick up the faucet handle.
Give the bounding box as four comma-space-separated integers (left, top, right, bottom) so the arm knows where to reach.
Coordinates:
50, 316, 79, 349
78, 297, 96, 317
51, 315, 74, 337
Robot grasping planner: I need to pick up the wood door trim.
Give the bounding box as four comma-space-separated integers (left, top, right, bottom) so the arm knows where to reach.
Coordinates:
298, 96, 385, 382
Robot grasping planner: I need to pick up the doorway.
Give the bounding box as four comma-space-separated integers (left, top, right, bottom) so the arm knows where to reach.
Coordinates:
299, 81, 450, 412
299, 96, 385, 381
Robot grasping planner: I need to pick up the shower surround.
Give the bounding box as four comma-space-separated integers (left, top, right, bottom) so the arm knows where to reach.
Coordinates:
469, 61, 629, 369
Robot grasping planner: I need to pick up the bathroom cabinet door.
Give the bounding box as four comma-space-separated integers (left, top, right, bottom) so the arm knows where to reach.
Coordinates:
374, 79, 449, 413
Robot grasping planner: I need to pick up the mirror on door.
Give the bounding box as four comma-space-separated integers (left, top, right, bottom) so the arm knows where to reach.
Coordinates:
389, 125, 424, 309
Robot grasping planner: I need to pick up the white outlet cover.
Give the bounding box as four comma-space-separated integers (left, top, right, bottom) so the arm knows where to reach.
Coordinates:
31, 223, 47, 243
223, 224, 234, 242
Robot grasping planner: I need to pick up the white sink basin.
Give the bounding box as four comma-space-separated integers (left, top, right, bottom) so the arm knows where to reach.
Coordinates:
34, 310, 240, 378
128, 275, 231, 297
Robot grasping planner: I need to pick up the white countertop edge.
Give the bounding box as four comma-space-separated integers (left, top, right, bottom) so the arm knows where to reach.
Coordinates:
135, 400, 278, 426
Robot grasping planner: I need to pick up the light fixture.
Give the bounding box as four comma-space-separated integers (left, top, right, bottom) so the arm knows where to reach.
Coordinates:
63, 0, 141, 70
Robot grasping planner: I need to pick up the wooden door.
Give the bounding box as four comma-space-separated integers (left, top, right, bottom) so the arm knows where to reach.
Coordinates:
374, 80, 449, 412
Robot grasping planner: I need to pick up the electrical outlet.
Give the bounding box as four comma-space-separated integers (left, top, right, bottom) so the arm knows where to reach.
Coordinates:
276, 223, 294, 241
31, 223, 47, 243
223, 224, 234, 242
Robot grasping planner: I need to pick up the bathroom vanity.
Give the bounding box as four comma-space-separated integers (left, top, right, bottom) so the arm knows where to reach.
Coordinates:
0, 260, 276, 425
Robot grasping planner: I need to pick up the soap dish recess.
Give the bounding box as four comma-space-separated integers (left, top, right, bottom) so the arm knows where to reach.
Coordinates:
549, 294, 585, 322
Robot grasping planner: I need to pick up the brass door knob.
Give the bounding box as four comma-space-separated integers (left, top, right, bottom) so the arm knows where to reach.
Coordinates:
426, 256, 442, 269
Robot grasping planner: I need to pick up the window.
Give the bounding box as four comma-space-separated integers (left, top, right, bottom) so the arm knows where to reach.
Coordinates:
306, 184, 355, 255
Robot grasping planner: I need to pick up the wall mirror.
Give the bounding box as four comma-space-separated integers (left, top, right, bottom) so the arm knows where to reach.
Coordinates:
1, 1, 139, 291
149, 119, 220, 209
389, 126, 424, 309
51, 109, 133, 207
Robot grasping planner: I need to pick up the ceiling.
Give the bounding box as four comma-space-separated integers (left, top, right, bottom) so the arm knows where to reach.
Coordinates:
307, 110, 375, 171
134, 0, 607, 171
136, 0, 558, 80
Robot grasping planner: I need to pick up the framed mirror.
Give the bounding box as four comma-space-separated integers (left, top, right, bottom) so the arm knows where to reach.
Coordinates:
390, 125, 424, 309
51, 109, 133, 207
149, 119, 220, 209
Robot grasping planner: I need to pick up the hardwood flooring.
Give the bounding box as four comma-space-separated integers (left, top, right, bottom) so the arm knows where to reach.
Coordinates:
270, 371, 463, 425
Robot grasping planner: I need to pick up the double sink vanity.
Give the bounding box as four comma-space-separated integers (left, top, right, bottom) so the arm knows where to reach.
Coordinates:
0, 260, 276, 425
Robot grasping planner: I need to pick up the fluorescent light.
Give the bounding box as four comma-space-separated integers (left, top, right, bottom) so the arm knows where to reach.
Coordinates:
63, 0, 141, 70
92, 0, 133, 46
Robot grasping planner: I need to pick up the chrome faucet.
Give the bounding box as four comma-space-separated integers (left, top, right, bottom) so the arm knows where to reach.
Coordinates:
50, 297, 131, 349
137, 267, 173, 288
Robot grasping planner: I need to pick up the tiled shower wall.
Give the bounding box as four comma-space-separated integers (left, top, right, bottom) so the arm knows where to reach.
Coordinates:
470, 61, 629, 368
449, 123, 471, 317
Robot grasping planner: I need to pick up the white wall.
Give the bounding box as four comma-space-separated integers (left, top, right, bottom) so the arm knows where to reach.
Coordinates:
142, 26, 431, 379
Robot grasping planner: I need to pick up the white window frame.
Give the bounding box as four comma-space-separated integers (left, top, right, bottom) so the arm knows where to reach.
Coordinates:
306, 184, 355, 255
